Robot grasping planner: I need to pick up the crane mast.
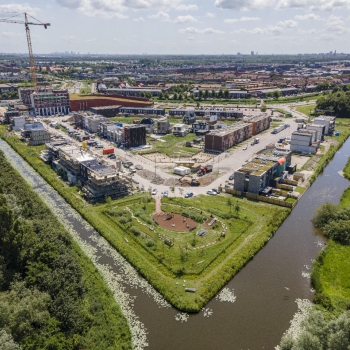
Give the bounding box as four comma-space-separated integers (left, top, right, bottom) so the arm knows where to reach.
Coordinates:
24, 13, 37, 90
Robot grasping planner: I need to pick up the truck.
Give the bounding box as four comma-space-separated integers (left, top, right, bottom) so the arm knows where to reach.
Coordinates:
271, 124, 286, 134
251, 137, 260, 145
197, 165, 213, 176
103, 147, 114, 155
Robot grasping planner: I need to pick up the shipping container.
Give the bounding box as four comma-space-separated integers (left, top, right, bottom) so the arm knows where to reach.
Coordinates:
103, 147, 115, 155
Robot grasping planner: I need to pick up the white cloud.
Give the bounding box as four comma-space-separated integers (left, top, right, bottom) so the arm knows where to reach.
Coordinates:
149, 11, 170, 21
1, 31, 23, 38
206, 12, 216, 17
320, 34, 337, 40
297, 28, 317, 34
187, 36, 195, 40
175, 4, 198, 11
277, 19, 298, 28
224, 16, 260, 23
294, 13, 320, 20
133, 16, 145, 21
55, 0, 183, 18
325, 15, 348, 34
215, 0, 350, 10
0, 3, 39, 15
233, 25, 284, 35
62, 35, 76, 43
179, 27, 225, 34
277, 0, 350, 10
215, 0, 274, 11
174, 15, 198, 23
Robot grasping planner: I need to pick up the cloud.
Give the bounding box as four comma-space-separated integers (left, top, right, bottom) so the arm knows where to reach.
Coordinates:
215, 0, 274, 10
187, 36, 195, 40
55, 0, 183, 18
175, 4, 198, 11
179, 27, 225, 34
149, 11, 170, 21
1, 31, 23, 38
325, 15, 348, 34
62, 35, 76, 43
206, 12, 216, 17
215, 0, 350, 10
133, 16, 145, 21
0, 3, 39, 15
320, 34, 337, 40
233, 25, 284, 35
277, 19, 298, 28
224, 16, 260, 23
174, 15, 198, 23
85, 38, 97, 42
297, 28, 317, 34
294, 13, 320, 20
277, 0, 350, 10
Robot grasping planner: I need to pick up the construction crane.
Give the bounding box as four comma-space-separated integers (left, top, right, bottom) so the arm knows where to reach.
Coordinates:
0, 12, 50, 91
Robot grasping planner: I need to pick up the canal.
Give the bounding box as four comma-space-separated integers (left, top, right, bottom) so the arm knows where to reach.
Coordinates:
1, 137, 349, 350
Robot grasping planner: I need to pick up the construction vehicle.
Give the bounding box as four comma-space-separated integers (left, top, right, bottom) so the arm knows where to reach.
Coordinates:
197, 165, 213, 176
0, 13, 50, 91
190, 178, 200, 186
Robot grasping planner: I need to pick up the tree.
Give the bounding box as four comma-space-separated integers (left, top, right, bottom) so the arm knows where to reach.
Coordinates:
261, 104, 267, 112
272, 90, 281, 100
158, 92, 163, 100
224, 90, 229, 99
218, 89, 223, 98
198, 90, 203, 100
234, 203, 240, 216
173, 93, 178, 100
211, 89, 216, 98
204, 89, 209, 99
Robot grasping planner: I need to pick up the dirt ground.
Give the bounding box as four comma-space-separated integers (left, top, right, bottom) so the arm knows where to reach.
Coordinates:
153, 212, 198, 232
141, 151, 213, 164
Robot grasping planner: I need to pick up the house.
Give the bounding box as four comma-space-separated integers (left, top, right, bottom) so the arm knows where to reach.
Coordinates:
172, 123, 187, 137
157, 119, 171, 134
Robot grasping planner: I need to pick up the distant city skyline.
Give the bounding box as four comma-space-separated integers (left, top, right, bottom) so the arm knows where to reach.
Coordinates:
0, 0, 349, 55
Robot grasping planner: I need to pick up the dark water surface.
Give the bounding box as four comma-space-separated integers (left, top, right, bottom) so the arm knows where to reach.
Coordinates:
1, 138, 349, 350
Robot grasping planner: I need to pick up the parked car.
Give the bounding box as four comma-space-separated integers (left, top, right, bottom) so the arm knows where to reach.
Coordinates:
129, 166, 136, 173
206, 190, 216, 195
95, 144, 103, 148
107, 153, 116, 159
185, 192, 193, 198
229, 174, 234, 181
243, 146, 247, 150
212, 189, 220, 194
163, 190, 168, 197
151, 189, 157, 195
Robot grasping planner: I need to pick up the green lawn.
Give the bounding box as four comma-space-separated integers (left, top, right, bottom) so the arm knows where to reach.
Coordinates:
296, 104, 316, 117
0, 127, 291, 311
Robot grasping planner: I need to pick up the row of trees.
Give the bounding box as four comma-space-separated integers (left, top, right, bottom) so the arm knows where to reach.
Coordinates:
316, 84, 350, 118
0, 152, 131, 349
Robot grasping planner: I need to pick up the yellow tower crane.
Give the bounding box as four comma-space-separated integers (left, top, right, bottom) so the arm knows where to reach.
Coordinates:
0, 12, 50, 91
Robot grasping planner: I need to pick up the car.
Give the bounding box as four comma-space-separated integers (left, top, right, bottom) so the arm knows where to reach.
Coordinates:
229, 174, 234, 180
163, 190, 168, 197
212, 189, 220, 194
206, 190, 216, 195
243, 146, 247, 150
129, 166, 136, 173
95, 144, 103, 148
185, 192, 193, 198
151, 189, 157, 195
108, 154, 116, 159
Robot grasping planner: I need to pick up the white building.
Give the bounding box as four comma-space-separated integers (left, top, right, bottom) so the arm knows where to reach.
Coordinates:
172, 123, 187, 137
313, 116, 335, 135
290, 130, 318, 154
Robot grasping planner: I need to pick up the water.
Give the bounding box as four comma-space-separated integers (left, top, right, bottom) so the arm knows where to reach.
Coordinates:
1, 138, 349, 350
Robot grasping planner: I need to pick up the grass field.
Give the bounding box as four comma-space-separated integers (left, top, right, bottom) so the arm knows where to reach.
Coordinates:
0, 127, 291, 311
295, 104, 316, 117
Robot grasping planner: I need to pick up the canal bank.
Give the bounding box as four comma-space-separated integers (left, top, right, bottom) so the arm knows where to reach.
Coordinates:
0, 134, 349, 349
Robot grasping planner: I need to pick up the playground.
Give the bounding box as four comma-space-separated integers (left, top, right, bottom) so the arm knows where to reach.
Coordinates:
152, 212, 198, 232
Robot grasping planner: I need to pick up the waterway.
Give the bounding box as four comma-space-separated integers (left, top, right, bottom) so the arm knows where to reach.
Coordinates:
1, 137, 349, 350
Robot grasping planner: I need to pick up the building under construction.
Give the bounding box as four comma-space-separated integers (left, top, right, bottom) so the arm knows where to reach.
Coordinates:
124, 125, 146, 148
21, 122, 51, 145
19, 88, 70, 116
47, 144, 130, 201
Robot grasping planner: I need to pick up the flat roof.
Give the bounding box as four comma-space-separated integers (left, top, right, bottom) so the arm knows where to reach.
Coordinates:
81, 159, 115, 176
239, 159, 276, 176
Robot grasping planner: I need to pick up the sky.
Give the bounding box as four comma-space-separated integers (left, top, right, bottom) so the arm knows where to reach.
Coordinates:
0, 0, 349, 55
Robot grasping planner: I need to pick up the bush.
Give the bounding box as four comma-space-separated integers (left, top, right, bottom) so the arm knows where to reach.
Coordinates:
131, 226, 141, 236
